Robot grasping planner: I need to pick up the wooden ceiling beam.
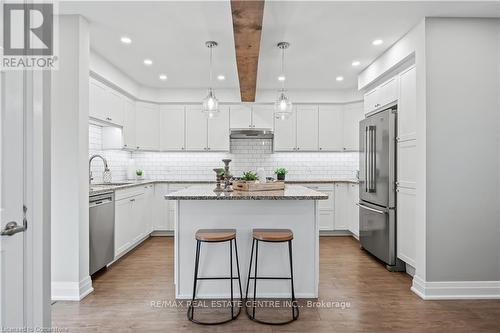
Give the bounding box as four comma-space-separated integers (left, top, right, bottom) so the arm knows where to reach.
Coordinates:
231, 0, 265, 102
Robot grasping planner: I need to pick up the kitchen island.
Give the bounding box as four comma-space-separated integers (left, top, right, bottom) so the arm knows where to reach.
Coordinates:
165, 184, 328, 299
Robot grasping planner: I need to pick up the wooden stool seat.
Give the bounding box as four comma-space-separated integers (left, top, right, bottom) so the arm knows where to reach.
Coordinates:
195, 229, 236, 242
252, 229, 293, 242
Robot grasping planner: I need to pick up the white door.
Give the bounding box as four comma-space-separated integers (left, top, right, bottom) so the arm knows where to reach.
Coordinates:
122, 98, 136, 149
296, 105, 319, 151
89, 78, 107, 121
185, 106, 208, 151
135, 102, 160, 150
342, 102, 364, 151
229, 105, 252, 129
114, 198, 132, 258
273, 110, 296, 151
106, 89, 124, 126
318, 105, 343, 151
1, 71, 27, 327
398, 66, 417, 142
251, 105, 274, 129
334, 183, 349, 230
207, 106, 229, 151
160, 105, 185, 151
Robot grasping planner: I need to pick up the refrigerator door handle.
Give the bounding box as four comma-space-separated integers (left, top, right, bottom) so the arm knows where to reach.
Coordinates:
364, 126, 369, 192
357, 203, 387, 215
367, 125, 376, 193
370, 125, 376, 192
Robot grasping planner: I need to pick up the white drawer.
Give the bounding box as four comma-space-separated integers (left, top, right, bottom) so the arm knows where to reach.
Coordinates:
115, 186, 145, 201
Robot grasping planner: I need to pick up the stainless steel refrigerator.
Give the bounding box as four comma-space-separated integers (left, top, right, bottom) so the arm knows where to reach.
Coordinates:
359, 106, 403, 270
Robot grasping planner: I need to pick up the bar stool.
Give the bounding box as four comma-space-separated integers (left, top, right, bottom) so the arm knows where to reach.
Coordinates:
245, 228, 299, 325
187, 229, 243, 325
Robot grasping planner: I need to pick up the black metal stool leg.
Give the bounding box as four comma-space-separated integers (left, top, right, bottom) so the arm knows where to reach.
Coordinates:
252, 239, 259, 318
244, 239, 255, 304
187, 240, 201, 321
288, 240, 299, 320
230, 239, 234, 318
234, 238, 243, 304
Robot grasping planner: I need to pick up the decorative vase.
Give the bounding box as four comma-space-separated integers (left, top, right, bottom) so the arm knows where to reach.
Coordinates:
277, 174, 285, 181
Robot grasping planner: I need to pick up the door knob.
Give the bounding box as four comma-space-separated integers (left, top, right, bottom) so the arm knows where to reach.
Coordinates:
1, 221, 26, 236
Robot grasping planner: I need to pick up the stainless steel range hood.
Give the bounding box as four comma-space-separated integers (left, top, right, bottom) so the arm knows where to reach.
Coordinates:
230, 129, 274, 139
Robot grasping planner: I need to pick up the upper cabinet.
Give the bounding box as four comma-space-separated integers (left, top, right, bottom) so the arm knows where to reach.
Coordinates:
207, 107, 230, 151
363, 76, 399, 114
229, 105, 274, 129
122, 98, 136, 149
342, 102, 364, 151
229, 105, 252, 129
273, 109, 296, 151
318, 105, 343, 151
89, 77, 124, 126
135, 102, 160, 151
296, 105, 319, 151
251, 105, 274, 129
185, 106, 230, 151
398, 66, 417, 142
160, 105, 186, 151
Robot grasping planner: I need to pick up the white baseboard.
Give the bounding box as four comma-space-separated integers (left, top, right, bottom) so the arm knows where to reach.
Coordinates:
411, 275, 500, 300
51, 276, 94, 301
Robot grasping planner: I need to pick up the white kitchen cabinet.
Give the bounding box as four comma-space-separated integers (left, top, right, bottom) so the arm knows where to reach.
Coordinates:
185, 106, 208, 151
207, 106, 230, 151
251, 105, 274, 129
342, 102, 364, 151
89, 78, 107, 121
107, 89, 125, 126
398, 66, 417, 142
347, 183, 359, 237
135, 102, 160, 150
89, 77, 125, 126
160, 105, 186, 151
300, 184, 335, 231
363, 76, 399, 114
296, 105, 319, 151
274, 111, 296, 151
334, 183, 349, 230
230, 104, 252, 129
142, 184, 154, 235
318, 105, 343, 151
123, 98, 136, 149
397, 187, 416, 267
397, 140, 417, 189
114, 197, 133, 258
130, 193, 146, 244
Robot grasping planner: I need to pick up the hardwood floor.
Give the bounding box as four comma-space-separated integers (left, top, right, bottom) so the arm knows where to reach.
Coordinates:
52, 237, 500, 332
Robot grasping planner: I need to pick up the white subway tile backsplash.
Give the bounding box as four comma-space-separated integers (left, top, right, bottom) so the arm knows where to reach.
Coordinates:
89, 126, 359, 182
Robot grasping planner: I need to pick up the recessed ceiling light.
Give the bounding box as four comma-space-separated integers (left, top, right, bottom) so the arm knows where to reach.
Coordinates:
143, 59, 153, 66
352, 61, 361, 67
278, 75, 286, 82
217, 74, 225, 81
120, 36, 132, 44
159, 74, 167, 81
372, 39, 383, 46
336, 76, 344, 82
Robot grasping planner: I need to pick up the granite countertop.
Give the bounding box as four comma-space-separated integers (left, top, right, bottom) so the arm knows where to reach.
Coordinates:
164, 184, 329, 201
89, 179, 358, 196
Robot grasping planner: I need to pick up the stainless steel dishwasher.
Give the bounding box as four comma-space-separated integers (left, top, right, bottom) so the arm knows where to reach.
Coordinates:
89, 192, 115, 275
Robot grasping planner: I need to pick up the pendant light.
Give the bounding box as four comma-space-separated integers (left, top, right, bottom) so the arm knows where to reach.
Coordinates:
274, 42, 293, 120
202, 41, 219, 118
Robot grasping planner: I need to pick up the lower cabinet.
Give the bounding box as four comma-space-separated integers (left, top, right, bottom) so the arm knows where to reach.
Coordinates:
396, 186, 416, 267
347, 183, 359, 237
114, 186, 154, 259
153, 183, 190, 232
334, 183, 349, 230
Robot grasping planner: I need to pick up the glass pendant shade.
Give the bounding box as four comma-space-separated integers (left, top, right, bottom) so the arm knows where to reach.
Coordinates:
202, 88, 219, 118
274, 89, 293, 120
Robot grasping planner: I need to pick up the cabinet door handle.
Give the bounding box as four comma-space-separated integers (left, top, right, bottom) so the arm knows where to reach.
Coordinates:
130, 198, 136, 202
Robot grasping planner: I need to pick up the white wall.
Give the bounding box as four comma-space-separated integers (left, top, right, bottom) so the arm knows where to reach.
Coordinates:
425, 18, 500, 282
51, 15, 93, 301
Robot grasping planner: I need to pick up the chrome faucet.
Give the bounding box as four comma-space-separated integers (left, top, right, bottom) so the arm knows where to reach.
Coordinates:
89, 154, 109, 184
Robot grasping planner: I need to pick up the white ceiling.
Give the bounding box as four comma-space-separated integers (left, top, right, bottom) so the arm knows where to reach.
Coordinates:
60, 1, 500, 92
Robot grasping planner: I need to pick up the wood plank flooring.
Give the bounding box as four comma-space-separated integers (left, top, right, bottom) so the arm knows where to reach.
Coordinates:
52, 237, 500, 332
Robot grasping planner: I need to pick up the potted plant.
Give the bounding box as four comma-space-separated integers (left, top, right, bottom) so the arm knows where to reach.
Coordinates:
136, 169, 144, 180
242, 171, 259, 182
274, 168, 288, 181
